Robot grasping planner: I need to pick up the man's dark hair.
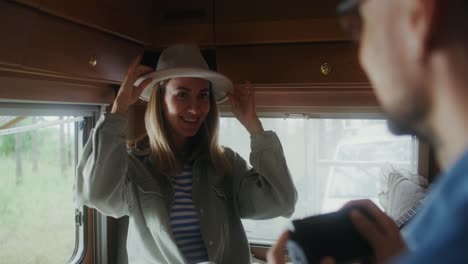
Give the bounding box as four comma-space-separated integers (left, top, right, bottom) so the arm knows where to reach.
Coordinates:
460, 0, 468, 41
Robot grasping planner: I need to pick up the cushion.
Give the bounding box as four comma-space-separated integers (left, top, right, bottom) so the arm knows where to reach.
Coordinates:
378, 166, 428, 220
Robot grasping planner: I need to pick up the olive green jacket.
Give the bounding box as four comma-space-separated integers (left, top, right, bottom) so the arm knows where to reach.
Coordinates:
74, 113, 297, 264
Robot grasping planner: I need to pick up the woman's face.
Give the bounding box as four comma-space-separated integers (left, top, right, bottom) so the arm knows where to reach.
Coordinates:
163, 77, 211, 143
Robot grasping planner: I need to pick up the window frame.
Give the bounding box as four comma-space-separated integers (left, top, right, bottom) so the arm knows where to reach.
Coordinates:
69, 116, 95, 264
219, 108, 429, 177
219, 108, 429, 251
0, 102, 102, 264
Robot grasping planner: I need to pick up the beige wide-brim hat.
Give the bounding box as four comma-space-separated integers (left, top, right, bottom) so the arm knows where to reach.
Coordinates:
135, 44, 233, 103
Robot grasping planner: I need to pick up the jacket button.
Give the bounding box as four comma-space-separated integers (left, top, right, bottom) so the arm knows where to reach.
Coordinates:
200, 209, 204, 214
209, 240, 214, 246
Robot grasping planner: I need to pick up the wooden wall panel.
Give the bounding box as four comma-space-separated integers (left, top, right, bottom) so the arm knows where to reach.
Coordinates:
217, 43, 368, 85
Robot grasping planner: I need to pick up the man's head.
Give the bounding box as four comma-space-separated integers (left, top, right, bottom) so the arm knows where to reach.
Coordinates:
338, 0, 468, 140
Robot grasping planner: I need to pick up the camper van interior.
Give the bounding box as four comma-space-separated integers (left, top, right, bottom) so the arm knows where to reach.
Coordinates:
0, 0, 440, 263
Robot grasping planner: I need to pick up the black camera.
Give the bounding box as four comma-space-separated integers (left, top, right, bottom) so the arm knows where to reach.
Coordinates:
286, 206, 375, 264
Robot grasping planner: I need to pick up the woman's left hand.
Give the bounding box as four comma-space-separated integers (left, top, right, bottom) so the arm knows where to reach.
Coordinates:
227, 81, 264, 135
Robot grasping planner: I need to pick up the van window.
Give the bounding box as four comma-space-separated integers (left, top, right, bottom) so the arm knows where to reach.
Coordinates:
0, 105, 94, 263
219, 116, 418, 245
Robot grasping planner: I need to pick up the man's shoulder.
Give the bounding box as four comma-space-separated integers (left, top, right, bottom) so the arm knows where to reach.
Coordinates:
402, 150, 468, 261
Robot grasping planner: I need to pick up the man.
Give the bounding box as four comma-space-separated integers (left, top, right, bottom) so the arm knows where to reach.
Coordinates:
267, 0, 468, 263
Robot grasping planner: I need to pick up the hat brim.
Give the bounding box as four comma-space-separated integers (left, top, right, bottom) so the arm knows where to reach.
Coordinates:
134, 68, 233, 104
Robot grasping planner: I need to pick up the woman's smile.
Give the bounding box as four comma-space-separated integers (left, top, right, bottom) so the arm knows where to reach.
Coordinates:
179, 115, 202, 130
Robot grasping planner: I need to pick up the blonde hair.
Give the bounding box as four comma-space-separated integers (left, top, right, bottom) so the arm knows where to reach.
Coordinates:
144, 80, 230, 175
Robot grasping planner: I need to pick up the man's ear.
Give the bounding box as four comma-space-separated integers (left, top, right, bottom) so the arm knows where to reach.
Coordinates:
407, 0, 439, 61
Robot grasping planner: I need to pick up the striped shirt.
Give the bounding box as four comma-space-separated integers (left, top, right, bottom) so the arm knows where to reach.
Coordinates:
169, 164, 209, 264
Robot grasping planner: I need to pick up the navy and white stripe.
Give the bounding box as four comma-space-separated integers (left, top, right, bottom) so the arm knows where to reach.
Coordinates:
170, 164, 209, 264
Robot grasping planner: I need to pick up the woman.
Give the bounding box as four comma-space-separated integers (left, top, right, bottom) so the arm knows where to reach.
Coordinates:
75, 44, 297, 264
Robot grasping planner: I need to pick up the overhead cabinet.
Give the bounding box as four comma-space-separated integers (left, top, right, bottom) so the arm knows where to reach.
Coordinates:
216, 43, 368, 85
0, 1, 37, 67
16, 0, 216, 48
216, 43, 376, 108
37, 0, 155, 44
23, 11, 141, 83
12, 0, 346, 48
1, 1, 142, 83
215, 0, 348, 45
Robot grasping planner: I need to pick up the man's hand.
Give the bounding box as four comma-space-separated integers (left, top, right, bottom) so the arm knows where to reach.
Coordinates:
344, 200, 407, 264
266, 231, 337, 264
267, 200, 406, 264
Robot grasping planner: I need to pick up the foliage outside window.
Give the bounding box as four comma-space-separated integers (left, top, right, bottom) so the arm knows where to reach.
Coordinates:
0, 116, 82, 264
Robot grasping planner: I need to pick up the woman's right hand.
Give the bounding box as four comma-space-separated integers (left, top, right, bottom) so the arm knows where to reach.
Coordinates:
111, 53, 154, 115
